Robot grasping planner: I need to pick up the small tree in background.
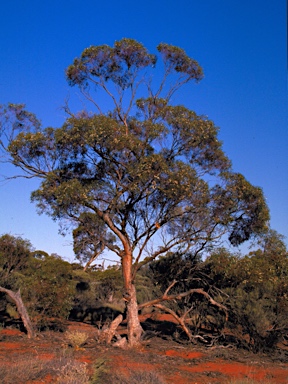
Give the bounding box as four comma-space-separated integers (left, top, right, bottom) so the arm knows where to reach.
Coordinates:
23, 253, 75, 329
0, 39, 269, 346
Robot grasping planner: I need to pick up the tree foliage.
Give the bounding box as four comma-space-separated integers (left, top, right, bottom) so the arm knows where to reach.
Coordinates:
0, 234, 33, 291
73, 212, 116, 270
23, 253, 75, 326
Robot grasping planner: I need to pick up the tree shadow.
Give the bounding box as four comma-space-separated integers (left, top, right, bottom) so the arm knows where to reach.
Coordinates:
141, 317, 178, 338
69, 305, 122, 325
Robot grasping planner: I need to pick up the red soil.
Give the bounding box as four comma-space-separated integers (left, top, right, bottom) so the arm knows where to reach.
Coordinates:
110, 344, 288, 384
0, 321, 287, 384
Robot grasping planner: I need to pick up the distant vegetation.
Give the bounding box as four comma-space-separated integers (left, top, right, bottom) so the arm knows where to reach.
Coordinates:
0, 229, 287, 352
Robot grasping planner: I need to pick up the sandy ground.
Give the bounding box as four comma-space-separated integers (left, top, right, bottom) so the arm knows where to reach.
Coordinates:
0, 318, 287, 384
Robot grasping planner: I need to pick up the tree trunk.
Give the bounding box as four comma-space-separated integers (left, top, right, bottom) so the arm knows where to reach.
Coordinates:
126, 283, 143, 346
0, 286, 35, 338
120, 246, 143, 346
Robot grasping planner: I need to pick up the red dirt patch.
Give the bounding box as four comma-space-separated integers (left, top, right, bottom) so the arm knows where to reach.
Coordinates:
0, 341, 24, 349
0, 328, 22, 336
178, 361, 288, 383
164, 349, 204, 359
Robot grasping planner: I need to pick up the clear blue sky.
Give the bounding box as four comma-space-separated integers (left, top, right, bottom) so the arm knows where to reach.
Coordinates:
0, 0, 287, 260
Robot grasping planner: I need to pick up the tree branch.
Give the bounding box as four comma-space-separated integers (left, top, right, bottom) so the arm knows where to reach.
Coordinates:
138, 287, 228, 319
0, 286, 35, 338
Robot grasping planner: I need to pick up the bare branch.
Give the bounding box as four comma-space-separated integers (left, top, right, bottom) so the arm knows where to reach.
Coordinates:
138, 287, 228, 319
0, 286, 35, 338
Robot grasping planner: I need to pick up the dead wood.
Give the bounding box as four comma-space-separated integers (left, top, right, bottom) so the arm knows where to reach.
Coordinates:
99, 314, 123, 344
0, 286, 35, 338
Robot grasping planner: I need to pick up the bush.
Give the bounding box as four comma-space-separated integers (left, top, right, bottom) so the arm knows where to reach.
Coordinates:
65, 330, 89, 349
206, 237, 288, 352
0, 357, 54, 384
55, 359, 90, 384
0, 356, 91, 384
0, 234, 76, 329
22, 254, 76, 327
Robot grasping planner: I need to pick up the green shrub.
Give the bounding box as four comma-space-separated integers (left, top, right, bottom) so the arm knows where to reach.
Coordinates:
0, 234, 76, 328
65, 330, 89, 348
23, 254, 75, 327
206, 236, 288, 352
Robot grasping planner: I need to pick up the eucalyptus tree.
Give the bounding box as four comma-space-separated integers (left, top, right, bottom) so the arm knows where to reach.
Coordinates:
0, 39, 269, 346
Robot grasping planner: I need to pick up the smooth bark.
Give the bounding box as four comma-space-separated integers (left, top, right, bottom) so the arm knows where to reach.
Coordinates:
126, 284, 143, 346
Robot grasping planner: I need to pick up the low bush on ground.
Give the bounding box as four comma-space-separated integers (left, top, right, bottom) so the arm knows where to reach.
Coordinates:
0, 356, 91, 384
0, 357, 51, 384
0, 354, 167, 384
65, 330, 89, 349
55, 358, 90, 384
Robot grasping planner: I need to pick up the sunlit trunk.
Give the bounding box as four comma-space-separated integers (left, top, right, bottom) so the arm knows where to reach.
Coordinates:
122, 251, 143, 346
126, 283, 143, 346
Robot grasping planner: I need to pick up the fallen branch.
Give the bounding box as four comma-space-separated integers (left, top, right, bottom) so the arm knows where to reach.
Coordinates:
139, 287, 228, 320
0, 286, 35, 338
138, 284, 228, 344
152, 303, 194, 341
210, 344, 234, 351
98, 314, 124, 345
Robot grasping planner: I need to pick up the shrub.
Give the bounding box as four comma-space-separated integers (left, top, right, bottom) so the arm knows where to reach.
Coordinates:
55, 359, 90, 384
0, 356, 92, 384
206, 237, 288, 352
0, 234, 76, 329
23, 254, 75, 327
65, 330, 88, 349
0, 357, 53, 384
89, 358, 110, 383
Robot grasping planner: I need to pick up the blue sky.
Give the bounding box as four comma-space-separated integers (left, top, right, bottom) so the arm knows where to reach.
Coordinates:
0, 0, 287, 260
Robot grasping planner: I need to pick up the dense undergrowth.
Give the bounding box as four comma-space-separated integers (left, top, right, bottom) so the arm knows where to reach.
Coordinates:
0, 230, 287, 353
